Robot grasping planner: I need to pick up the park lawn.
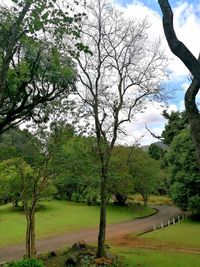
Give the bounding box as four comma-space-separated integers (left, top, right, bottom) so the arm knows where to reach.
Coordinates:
113, 247, 200, 267
112, 218, 200, 267
143, 218, 200, 248
0, 200, 154, 247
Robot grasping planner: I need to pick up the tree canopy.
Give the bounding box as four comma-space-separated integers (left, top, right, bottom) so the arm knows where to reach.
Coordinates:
0, 0, 84, 134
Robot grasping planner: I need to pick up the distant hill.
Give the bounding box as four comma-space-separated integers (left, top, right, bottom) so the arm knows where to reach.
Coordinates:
141, 141, 167, 152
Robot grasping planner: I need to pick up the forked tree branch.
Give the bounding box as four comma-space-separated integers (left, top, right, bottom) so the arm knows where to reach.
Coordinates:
158, 0, 200, 81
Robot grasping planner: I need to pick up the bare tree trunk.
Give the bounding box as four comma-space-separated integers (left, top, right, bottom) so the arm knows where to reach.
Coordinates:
96, 175, 107, 258
158, 0, 200, 168
30, 211, 36, 257
141, 192, 148, 207
25, 200, 37, 258
26, 215, 31, 258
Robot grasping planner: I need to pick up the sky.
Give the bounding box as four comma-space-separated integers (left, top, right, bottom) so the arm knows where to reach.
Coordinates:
112, 0, 200, 145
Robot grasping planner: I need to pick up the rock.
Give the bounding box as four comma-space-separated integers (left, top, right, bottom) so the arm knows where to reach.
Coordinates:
65, 255, 78, 266
72, 240, 87, 250
105, 251, 116, 261
95, 257, 113, 265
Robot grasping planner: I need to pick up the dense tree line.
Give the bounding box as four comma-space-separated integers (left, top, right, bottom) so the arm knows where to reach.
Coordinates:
0, 125, 162, 207
160, 111, 200, 216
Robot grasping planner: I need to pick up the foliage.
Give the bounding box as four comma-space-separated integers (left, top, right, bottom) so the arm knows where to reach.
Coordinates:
108, 146, 133, 205
0, 157, 55, 205
148, 143, 170, 194
167, 129, 200, 214
128, 147, 161, 206
131, 194, 173, 206
49, 123, 163, 206
6, 258, 44, 267
48, 122, 100, 203
0, 158, 33, 205
0, 127, 42, 166
0, 156, 56, 257
149, 143, 165, 160
162, 111, 188, 145
0, 0, 84, 134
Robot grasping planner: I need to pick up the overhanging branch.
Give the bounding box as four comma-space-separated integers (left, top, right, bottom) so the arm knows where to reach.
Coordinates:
158, 0, 200, 81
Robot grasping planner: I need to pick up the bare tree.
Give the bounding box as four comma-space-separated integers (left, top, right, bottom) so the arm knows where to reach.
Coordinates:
75, 0, 167, 257
158, 0, 200, 167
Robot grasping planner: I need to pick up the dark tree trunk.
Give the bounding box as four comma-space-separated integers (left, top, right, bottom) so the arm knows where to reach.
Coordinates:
26, 216, 31, 258
96, 175, 107, 258
185, 79, 200, 167
12, 199, 19, 207
141, 192, 148, 207
114, 193, 127, 206
158, 0, 200, 168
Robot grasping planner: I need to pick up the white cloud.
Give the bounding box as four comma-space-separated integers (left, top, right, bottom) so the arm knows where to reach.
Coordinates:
114, 0, 200, 145
115, 0, 200, 79
118, 101, 177, 145
181, 81, 190, 91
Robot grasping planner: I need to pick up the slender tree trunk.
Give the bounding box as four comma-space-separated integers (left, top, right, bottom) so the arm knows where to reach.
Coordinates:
26, 215, 31, 258
96, 174, 107, 258
25, 205, 36, 258
30, 211, 36, 257
141, 193, 148, 207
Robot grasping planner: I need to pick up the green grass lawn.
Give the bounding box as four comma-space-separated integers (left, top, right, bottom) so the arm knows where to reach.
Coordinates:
112, 218, 200, 267
113, 247, 200, 267
143, 218, 200, 248
0, 200, 154, 247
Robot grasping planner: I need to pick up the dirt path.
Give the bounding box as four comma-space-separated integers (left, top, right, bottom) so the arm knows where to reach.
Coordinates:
111, 236, 200, 255
0, 205, 181, 263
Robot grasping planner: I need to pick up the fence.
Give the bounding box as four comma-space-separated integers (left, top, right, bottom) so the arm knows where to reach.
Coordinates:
153, 212, 190, 231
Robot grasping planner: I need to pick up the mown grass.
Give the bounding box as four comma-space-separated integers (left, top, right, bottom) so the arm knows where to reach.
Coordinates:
0, 200, 154, 247
143, 218, 200, 248
113, 247, 200, 267
112, 218, 200, 267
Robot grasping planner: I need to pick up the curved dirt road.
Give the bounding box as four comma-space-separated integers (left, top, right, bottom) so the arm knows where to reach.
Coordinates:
0, 205, 181, 263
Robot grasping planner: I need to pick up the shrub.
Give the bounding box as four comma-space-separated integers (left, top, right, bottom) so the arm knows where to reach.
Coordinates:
6, 258, 44, 267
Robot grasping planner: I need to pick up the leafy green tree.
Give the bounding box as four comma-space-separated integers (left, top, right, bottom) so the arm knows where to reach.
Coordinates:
167, 129, 200, 214
149, 143, 165, 160
148, 143, 170, 194
0, 157, 55, 258
0, 0, 84, 134
48, 122, 100, 203
0, 127, 42, 166
128, 148, 161, 206
162, 111, 188, 145
108, 146, 132, 205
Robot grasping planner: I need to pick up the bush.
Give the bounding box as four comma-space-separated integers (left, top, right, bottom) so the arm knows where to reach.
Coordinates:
6, 259, 44, 267
189, 195, 200, 215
